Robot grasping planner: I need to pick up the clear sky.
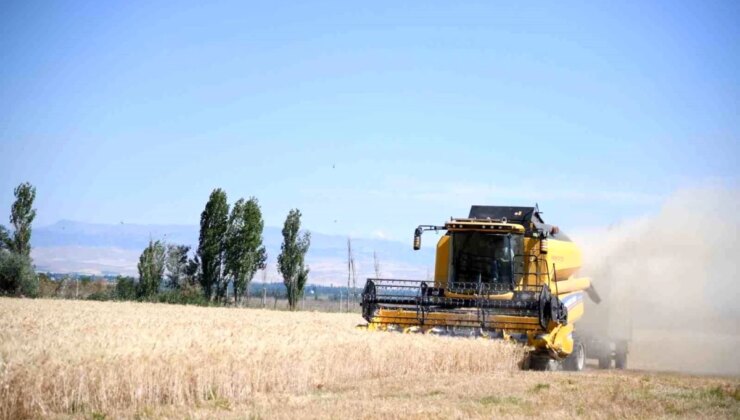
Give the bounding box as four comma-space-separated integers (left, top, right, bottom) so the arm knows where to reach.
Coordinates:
1, 1, 738, 241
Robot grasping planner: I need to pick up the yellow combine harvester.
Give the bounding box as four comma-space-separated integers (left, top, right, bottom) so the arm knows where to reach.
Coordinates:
360, 205, 624, 371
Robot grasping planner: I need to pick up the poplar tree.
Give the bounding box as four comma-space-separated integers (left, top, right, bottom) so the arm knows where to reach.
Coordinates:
225, 197, 267, 306
10, 182, 36, 257
197, 189, 229, 301
277, 209, 310, 310
137, 240, 166, 298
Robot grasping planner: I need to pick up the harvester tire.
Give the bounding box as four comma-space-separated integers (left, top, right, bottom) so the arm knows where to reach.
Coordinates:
563, 341, 585, 372
615, 352, 627, 370
598, 356, 611, 369
527, 354, 561, 371
615, 341, 628, 369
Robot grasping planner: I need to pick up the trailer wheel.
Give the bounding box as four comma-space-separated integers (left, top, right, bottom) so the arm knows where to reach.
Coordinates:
615, 351, 627, 369
615, 341, 628, 369
563, 341, 585, 372
598, 356, 611, 369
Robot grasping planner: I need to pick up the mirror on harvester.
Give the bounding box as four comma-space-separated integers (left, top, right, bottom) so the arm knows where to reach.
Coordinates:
413, 227, 422, 250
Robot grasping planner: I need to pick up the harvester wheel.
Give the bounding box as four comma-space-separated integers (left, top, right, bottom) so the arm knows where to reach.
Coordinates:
563, 341, 585, 372
615, 341, 628, 369
544, 359, 562, 371
526, 354, 561, 371
598, 356, 611, 369
615, 351, 627, 369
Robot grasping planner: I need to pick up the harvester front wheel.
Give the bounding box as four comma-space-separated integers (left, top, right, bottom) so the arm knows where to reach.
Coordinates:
525, 353, 561, 371
563, 341, 585, 372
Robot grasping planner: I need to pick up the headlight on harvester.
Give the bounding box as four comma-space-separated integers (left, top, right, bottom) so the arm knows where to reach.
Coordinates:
516, 291, 535, 301
540, 238, 548, 254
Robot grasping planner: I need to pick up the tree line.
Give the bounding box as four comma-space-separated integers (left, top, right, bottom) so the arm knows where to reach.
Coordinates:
0, 183, 311, 311
135, 188, 311, 310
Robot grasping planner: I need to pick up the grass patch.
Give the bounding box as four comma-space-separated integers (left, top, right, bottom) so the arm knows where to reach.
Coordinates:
213, 398, 232, 411
704, 384, 740, 401
668, 385, 736, 402
731, 386, 740, 402
531, 383, 550, 392
706, 386, 726, 400
658, 385, 737, 411
479, 395, 523, 406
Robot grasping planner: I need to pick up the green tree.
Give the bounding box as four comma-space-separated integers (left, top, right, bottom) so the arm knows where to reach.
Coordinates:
184, 254, 201, 286
197, 189, 229, 301
137, 240, 166, 298
10, 182, 36, 257
225, 197, 267, 306
114, 276, 137, 300
165, 244, 190, 289
0, 251, 37, 297
0, 226, 11, 250
0, 182, 38, 296
277, 209, 311, 310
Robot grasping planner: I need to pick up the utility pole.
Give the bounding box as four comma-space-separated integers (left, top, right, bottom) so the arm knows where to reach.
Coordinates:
374, 250, 381, 279
351, 251, 356, 308
347, 237, 357, 311
260, 265, 268, 309
347, 237, 352, 312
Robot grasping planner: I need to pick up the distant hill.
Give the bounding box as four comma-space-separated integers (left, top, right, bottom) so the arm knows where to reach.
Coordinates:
31, 220, 435, 285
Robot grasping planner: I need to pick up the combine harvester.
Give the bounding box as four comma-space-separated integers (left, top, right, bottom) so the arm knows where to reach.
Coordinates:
360, 205, 628, 371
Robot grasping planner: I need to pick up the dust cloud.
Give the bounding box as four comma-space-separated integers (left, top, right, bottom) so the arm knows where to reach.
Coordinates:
573, 186, 740, 376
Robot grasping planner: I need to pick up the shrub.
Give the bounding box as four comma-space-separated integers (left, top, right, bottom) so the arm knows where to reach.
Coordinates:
113, 276, 137, 301
0, 250, 37, 297
157, 283, 209, 306
38, 273, 61, 297
86, 291, 112, 301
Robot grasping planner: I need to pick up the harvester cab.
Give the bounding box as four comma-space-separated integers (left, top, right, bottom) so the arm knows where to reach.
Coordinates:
360, 205, 619, 371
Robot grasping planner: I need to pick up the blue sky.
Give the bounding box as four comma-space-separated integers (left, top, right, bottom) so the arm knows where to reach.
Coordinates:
1, 1, 738, 241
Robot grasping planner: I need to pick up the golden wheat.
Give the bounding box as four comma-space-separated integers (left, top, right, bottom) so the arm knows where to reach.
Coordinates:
0, 298, 523, 418
2, 298, 738, 419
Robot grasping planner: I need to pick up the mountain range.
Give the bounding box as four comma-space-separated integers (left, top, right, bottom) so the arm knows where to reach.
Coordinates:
30, 220, 436, 286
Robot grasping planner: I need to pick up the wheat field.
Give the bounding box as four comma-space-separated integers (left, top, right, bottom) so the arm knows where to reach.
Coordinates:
1, 298, 738, 419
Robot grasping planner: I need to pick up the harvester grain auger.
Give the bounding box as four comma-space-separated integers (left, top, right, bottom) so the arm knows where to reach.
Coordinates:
359, 205, 627, 371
